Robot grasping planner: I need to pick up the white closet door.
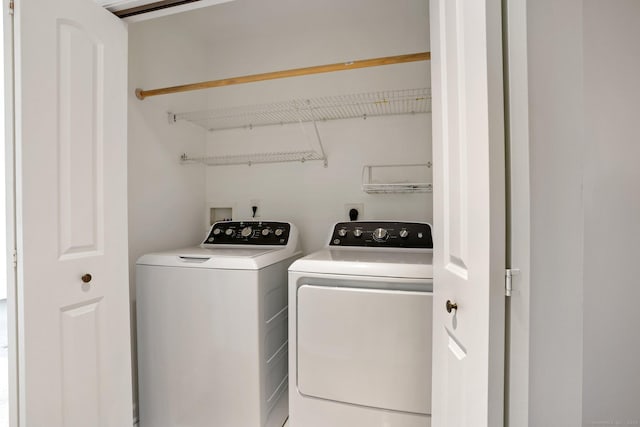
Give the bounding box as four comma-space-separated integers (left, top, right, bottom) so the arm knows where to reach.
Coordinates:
430, 0, 506, 426
14, 0, 132, 426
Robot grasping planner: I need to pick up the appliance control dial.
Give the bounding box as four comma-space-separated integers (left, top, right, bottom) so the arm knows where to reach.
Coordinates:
338, 228, 348, 237
213, 228, 222, 235
261, 228, 271, 236
275, 228, 284, 237
225, 228, 234, 236
373, 228, 388, 242
241, 226, 253, 237
353, 229, 363, 238
399, 229, 409, 238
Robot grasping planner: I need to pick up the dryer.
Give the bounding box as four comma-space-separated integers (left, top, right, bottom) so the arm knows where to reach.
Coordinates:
136, 221, 301, 427
288, 221, 433, 427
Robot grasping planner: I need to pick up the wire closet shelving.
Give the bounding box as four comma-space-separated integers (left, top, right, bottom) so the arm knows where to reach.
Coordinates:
173, 88, 431, 131
175, 87, 431, 168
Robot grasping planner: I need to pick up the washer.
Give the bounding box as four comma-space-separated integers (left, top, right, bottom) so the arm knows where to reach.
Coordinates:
136, 221, 301, 427
288, 221, 433, 427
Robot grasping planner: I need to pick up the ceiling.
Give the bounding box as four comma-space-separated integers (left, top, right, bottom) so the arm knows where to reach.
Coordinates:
130, 0, 429, 46
93, 0, 236, 21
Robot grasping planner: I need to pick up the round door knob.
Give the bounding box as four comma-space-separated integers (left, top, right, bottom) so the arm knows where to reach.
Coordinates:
81, 274, 92, 284
373, 228, 388, 242
446, 300, 458, 313
399, 229, 409, 238
353, 229, 363, 238
338, 228, 348, 237
241, 226, 253, 237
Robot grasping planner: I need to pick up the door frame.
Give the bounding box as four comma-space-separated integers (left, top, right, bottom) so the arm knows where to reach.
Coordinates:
3, 0, 18, 425
502, 0, 531, 425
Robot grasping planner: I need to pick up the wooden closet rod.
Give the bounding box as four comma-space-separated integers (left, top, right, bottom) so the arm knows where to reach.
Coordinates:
135, 51, 430, 100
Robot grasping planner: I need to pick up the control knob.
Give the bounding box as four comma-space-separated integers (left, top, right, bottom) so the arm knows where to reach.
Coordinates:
213, 228, 222, 235
225, 228, 234, 236
241, 226, 253, 237
274, 229, 284, 237
338, 228, 348, 237
353, 229, 363, 238
399, 229, 409, 238
261, 228, 271, 236
373, 228, 388, 242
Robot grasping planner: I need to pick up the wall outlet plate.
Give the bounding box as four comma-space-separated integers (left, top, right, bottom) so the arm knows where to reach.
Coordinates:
344, 203, 364, 221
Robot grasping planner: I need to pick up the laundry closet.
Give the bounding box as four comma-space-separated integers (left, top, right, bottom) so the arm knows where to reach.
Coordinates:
125, 0, 431, 422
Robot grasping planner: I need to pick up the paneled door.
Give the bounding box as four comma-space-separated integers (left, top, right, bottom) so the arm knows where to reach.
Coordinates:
430, 0, 506, 426
13, 0, 132, 425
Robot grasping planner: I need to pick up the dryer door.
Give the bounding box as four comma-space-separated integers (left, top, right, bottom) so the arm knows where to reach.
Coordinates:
297, 284, 432, 414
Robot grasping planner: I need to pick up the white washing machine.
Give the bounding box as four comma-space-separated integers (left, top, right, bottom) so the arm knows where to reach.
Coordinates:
136, 221, 301, 427
288, 221, 433, 427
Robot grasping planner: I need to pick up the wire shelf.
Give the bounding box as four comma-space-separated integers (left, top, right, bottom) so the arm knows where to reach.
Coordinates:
362, 163, 432, 194
362, 182, 433, 194
173, 88, 431, 131
181, 150, 326, 166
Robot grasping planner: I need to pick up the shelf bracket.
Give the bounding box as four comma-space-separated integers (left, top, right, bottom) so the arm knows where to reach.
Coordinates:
311, 119, 328, 168
295, 101, 328, 168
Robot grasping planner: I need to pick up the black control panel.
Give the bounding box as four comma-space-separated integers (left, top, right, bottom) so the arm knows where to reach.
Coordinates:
329, 221, 433, 249
202, 221, 291, 246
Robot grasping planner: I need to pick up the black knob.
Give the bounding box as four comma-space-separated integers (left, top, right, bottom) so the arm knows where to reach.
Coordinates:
446, 300, 458, 313
81, 274, 92, 284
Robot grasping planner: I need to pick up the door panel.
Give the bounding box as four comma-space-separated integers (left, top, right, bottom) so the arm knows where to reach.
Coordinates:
14, 0, 132, 425
57, 21, 104, 258
430, 0, 506, 425
61, 299, 103, 426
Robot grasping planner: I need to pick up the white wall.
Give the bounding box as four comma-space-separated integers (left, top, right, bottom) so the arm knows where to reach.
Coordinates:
206, 116, 431, 253
526, 0, 585, 425
582, 2, 640, 424
199, 0, 432, 253
128, 15, 209, 273
516, 1, 640, 426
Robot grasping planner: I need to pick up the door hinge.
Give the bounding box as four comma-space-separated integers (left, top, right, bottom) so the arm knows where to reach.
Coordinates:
8, 0, 14, 14
505, 268, 520, 297
12, 249, 17, 269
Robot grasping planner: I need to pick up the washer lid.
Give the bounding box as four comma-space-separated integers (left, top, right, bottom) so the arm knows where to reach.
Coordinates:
289, 247, 433, 279
136, 245, 300, 270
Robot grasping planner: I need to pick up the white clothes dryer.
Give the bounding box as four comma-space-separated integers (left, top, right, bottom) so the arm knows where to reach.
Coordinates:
288, 221, 433, 427
136, 221, 301, 427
